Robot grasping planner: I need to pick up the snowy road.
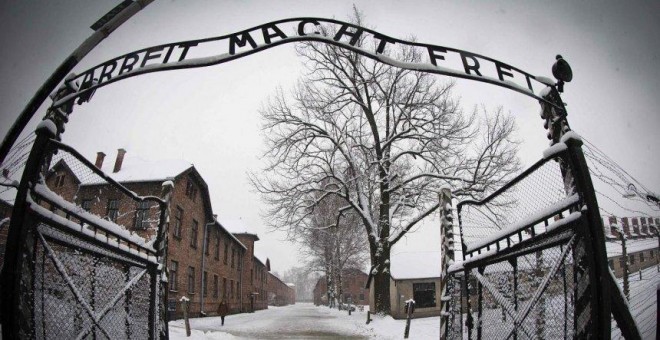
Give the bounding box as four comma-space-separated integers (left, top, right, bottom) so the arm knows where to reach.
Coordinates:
169, 303, 371, 339
169, 303, 440, 339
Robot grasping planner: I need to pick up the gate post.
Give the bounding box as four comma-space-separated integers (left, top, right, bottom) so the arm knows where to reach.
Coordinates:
156, 180, 174, 339
439, 188, 454, 340
0, 120, 56, 338
540, 77, 613, 338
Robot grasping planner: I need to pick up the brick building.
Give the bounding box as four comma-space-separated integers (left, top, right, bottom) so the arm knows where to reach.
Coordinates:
268, 271, 296, 306
602, 215, 659, 277
313, 268, 369, 307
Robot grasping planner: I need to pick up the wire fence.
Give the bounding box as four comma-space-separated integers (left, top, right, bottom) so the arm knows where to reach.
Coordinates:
0, 132, 35, 204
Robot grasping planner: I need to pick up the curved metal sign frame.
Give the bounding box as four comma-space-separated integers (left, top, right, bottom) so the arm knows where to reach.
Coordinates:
54, 17, 558, 108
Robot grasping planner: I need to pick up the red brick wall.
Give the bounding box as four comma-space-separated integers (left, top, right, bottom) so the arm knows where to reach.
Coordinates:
268, 272, 295, 306
313, 269, 370, 306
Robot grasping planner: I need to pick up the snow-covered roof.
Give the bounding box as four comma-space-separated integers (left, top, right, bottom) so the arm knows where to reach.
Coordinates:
390, 251, 441, 280
254, 248, 269, 267
84, 156, 192, 184
606, 238, 658, 258
220, 218, 255, 234
213, 220, 247, 250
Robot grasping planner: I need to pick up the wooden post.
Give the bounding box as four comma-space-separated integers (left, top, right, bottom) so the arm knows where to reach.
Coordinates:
620, 233, 629, 299
404, 300, 414, 338
366, 311, 371, 324
181, 297, 191, 337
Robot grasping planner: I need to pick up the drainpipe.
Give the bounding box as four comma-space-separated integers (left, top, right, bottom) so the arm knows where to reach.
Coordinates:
201, 216, 216, 315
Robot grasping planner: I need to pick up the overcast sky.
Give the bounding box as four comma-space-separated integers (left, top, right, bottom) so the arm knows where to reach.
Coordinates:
1, 0, 658, 273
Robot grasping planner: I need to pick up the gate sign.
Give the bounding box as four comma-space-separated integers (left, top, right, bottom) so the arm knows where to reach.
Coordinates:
56, 17, 555, 107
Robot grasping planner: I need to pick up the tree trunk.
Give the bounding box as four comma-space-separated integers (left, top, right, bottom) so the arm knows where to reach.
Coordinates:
372, 245, 391, 314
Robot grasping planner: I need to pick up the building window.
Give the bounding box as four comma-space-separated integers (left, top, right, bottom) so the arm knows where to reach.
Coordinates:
190, 219, 198, 248
413, 282, 436, 308
230, 280, 234, 299
359, 293, 365, 301
214, 233, 220, 260
55, 173, 65, 187
173, 206, 183, 238
187, 266, 195, 294
170, 260, 178, 291
81, 199, 92, 212
106, 199, 119, 222
619, 257, 625, 269
204, 229, 210, 256
639, 252, 644, 262
185, 179, 198, 202
651, 250, 655, 258
203, 271, 208, 297
231, 248, 235, 268
223, 278, 227, 299
213, 275, 219, 298
629, 254, 635, 265
134, 201, 150, 229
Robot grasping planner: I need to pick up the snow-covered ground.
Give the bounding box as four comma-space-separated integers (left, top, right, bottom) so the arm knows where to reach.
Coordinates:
168, 264, 657, 339
169, 303, 439, 339
612, 265, 659, 339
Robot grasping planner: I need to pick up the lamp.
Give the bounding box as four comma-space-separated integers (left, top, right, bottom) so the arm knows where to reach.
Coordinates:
552, 55, 573, 93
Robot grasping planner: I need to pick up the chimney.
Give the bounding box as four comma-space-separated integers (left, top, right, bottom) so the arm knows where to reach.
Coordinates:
95, 152, 106, 169
113, 148, 126, 173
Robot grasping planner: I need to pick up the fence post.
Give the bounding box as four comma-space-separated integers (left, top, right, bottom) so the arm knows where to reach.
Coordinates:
619, 231, 629, 299
439, 188, 454, 340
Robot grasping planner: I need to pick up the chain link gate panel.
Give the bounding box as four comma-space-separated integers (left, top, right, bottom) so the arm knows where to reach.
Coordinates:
443, 138, 628, 339
0, 124, 171, 339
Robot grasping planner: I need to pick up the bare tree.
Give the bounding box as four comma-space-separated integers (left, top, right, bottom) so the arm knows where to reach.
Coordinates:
297, 190, 368, 307
253, 9, 520, 314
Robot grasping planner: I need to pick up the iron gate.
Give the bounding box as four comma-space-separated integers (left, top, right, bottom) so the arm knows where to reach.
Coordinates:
0, 123, 171, 339
442, 134, 641, 339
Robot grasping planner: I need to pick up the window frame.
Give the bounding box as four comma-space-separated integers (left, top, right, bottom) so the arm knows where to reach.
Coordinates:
412, 282, 436, 308
170, 260, 179, 292
187, 266, 195, 294
190, 219, 199, 249
81, 199, 92, 212
173, 206, 183, 239
134, 200, 150, 230
213, 274, 219, 298
203, 271, 208, 297
106, 199, 119, 222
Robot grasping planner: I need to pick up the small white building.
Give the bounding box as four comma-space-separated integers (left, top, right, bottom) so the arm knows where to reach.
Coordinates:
381, 251, 443, 319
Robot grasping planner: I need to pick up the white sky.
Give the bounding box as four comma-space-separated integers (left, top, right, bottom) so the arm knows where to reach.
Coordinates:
1, 0, 659, 273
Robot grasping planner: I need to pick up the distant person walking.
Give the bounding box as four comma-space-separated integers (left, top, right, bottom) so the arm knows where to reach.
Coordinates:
217, 300, 229, 326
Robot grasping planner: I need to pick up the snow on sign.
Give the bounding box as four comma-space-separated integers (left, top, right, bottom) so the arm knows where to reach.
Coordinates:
57, 17, 555, 108
90, 0, 134, 31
